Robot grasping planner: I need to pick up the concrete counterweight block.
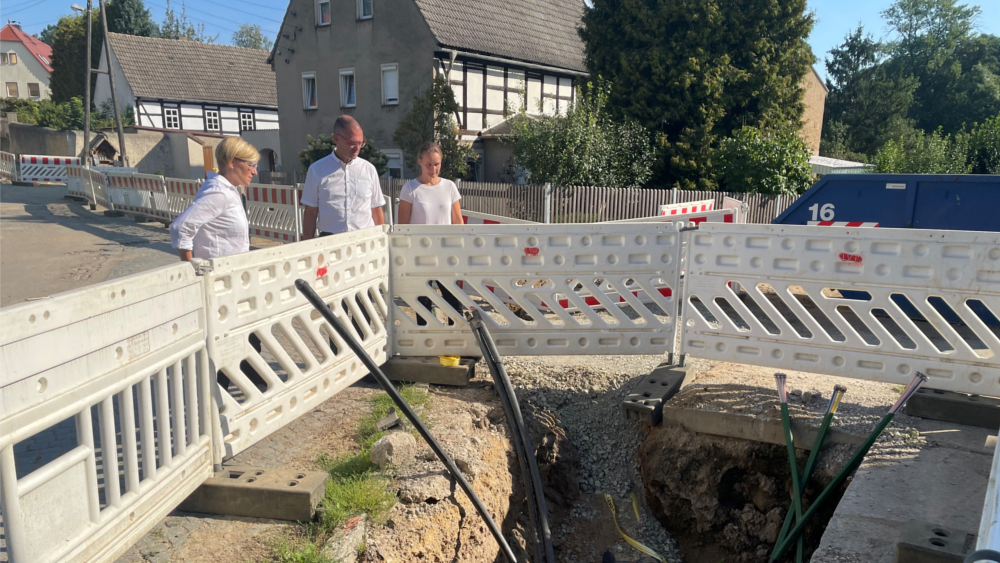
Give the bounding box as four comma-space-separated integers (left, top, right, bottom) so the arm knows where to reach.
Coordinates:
178, 467, 328, 522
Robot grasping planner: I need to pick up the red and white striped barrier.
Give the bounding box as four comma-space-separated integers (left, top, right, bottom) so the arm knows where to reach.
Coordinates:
18, 155, 80, 183
604, 207, 737, 225
0, 151, 17, 183
461, 210, 537, 225
660, 199, 714, 216
165, 177, 203, 218
246, 183, 302, 242
807, 221, 880, 227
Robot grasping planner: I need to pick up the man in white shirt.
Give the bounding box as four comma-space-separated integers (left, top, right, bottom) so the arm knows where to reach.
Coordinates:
301, 116, 386, 239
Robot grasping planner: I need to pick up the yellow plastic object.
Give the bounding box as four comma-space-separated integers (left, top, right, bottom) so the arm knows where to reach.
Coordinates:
439, 355, 460, 367
605, 494, 667, 563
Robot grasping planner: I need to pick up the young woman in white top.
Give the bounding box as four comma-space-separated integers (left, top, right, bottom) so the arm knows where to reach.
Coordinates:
170, 137, 258, 261
398, 142, 464, 324
397, 142, 462, 225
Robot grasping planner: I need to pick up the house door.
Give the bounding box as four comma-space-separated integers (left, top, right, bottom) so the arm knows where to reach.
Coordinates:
203, 145, 214, 174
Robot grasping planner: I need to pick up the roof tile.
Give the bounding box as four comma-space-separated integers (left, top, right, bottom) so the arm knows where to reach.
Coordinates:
413, 0, 587, 72
108, 33, 276, 107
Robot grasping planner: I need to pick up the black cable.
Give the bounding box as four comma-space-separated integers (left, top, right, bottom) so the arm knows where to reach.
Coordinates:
469, 308, 556, 563
469, 311, 544, 563
294, 279, 519, 563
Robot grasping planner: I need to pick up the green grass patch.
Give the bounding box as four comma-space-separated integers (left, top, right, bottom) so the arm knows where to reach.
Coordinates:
320, 474, 397, 530
312, 384, 431, 531
267, 530, 332, 563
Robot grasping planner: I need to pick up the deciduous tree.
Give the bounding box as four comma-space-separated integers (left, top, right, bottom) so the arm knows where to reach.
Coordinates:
393, 76, 474, 180
232, 23, 273, 51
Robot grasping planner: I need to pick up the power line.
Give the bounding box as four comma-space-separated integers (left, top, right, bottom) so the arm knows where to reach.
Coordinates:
144, 1, 278, 37
153, 0, 279, 32
194, 0, 287, 15
197, 0, 283, 24
3, 0, 56, 17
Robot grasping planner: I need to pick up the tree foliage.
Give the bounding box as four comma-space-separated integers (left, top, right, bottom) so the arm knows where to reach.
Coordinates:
49, 13, 102, 103
820, 25, 917, 160
38, 24, 58, 45
824, 0, 1000, 162
298, 134, 389, 176
882, 0, 999, 134
508, 80, 655, 189
578, 0, 814, 189
968, 114, 1000, 174
158, 0, 217, 42
1, 97, 134, 131
106, 0, 158, 36
717, 126, 814, 195
393, 76, 475, 180
871, 127, 971, 173
232, 24, 273, 51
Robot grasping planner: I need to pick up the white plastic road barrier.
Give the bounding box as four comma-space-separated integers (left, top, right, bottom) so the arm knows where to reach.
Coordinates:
681, 224, 1000, 395
389, 223, 683, 357
165, 177, 202, 218
201, 226, 390, 458
105, 172, 172, 221
661, 199, 714, 216
1, 150, 18, 182
246, 183, 302, 242
65, 164, 86, 199
17, 155, 81, 183
461, 209, 538, 225
978, 426, 1000, 558
0, 263, 213, 563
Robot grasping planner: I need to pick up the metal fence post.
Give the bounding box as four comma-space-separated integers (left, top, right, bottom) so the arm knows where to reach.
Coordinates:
775, 194, 783, 220
543, 182, 552, 223
672, 187, 678, 204
293, 184, 302, 242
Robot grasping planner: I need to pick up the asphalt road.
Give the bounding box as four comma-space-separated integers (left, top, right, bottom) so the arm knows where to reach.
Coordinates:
0, 183, 181, 307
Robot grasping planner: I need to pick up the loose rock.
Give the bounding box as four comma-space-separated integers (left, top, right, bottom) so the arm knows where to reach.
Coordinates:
369, 432, 417, 469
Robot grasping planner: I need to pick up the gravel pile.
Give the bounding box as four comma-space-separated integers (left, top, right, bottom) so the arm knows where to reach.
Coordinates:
475, 353, 685, 563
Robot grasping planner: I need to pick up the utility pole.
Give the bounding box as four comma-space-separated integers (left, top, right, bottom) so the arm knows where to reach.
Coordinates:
98, 0, 128, 166
84, 0, 92, 166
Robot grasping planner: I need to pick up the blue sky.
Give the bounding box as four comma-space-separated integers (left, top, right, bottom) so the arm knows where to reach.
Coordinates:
2, 0, 998, 80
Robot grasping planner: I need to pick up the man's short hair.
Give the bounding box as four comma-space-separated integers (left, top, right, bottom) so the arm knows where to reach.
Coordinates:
333, 115, 360, 136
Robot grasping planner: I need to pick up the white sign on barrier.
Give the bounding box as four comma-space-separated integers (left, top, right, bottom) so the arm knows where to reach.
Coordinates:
0, 263, 213, 563
389, 223, 683, 357
681, 224, 1000, 395
201, 226, 390, 458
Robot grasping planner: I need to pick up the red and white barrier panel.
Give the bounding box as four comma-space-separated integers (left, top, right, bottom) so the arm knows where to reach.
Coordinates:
0, 151, 17, 183
807, 221, 879, 227
461, 210, 537, 225
246, 183, 302, 242
660, 199, 714, 216
18, 155, 81, 183
604, 207, 738, 225
165, 177, 203, 218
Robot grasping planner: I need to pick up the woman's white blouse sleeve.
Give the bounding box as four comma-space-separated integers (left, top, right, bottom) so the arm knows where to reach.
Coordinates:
170, 192, 227, 251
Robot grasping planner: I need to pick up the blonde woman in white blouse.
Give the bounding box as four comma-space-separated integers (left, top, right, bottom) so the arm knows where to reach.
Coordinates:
170, 137, 259, 260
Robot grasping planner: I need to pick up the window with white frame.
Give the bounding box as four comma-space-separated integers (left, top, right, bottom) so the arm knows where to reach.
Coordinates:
381, 64, 398, 105
383, 150, 402, 178
302, 72, 318, 109
358, 0, 372, 19
205, 110, 220, 131
8, 53, 16, 64
240, 112, 254, 131
28, 83, 40, 98
340, 69, 356, 107
317, 0, 331, 25
164, 107, 180, 129
5, 83, 18, 97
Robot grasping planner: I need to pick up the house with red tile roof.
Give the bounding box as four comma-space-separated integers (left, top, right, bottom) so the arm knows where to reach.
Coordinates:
0, 23, 53, 100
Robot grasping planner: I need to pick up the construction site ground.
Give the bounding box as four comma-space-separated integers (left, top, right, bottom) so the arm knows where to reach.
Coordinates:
1, 183, 993, 562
